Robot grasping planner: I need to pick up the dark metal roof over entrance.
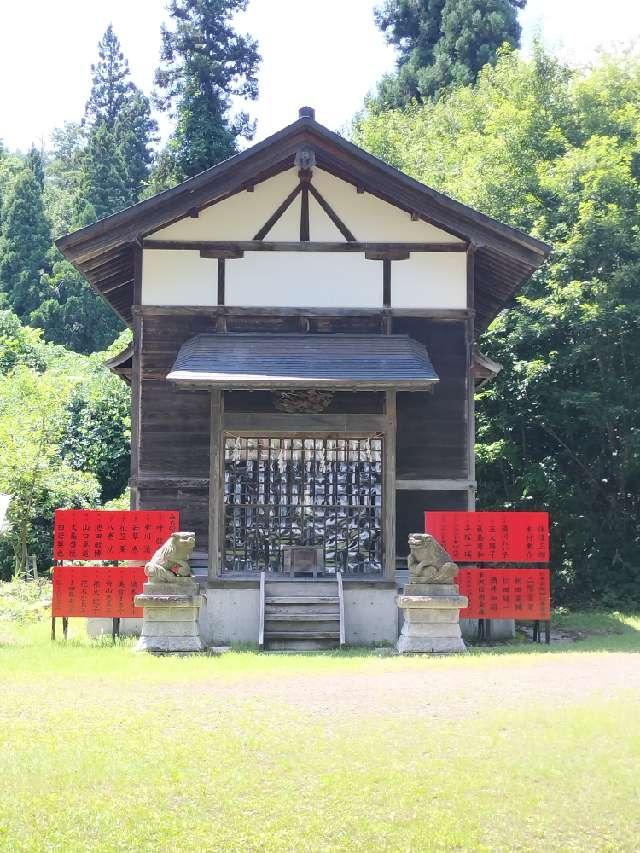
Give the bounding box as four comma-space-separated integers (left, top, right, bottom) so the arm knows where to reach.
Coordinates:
167, 334, 439, 391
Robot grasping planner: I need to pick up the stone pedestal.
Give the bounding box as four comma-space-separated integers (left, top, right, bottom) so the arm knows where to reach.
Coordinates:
134, 579, 204, 653
397, 583, 468, 654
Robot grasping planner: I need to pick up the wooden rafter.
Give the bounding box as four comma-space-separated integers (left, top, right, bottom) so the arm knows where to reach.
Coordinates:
307, 182, 356, 242
252, 183, 301, 240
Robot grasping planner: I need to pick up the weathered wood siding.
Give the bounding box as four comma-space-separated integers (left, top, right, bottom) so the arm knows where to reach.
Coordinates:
134, 311, 470, 562
395, 319, 468, 480
396, 490, 468, 557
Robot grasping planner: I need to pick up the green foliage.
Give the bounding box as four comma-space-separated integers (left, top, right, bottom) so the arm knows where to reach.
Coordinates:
84, 24, 136, 131
60, 362, 131, 503
153, 0, 260, 185
0, 161, 51, 319
354, 48, 640, 605
0, 309, 46, 374
31, 251, 123, 354
374, 0, 526, 106
0, 366, 101, 578
0, 312, 131, 578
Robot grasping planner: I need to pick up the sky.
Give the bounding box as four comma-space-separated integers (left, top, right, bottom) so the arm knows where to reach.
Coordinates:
0, 0, 639, 153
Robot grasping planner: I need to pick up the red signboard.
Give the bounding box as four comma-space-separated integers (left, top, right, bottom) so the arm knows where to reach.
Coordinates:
456, 568, 550, 620
425, 511, 549, 563
51, 565, 146, 618
53, 510, 179, 562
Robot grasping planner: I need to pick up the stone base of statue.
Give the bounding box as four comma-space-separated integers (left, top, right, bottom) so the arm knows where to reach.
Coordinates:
134, 579, 204, 653
397, 583, 468, 654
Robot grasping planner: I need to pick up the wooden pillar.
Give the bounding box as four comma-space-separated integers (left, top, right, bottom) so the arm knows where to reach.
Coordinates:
130, 244, 143, 510
466, 245, 477, 510
208, 390, 224, 580
384, 389, 397, 580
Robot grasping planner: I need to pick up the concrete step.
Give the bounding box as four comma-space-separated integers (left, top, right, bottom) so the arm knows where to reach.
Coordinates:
265, 638, 338, 651
264, 629, 340, 640
265, 603, 338, 615
265, 612, 339, 621
265, 581, 337, 596
266, 596, 339, 605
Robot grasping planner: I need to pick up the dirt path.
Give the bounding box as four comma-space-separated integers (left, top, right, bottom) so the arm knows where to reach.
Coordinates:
199, 653, 640, 720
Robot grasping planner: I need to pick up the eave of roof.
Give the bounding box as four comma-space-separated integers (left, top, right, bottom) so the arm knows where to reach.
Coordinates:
167, 333, 439, 391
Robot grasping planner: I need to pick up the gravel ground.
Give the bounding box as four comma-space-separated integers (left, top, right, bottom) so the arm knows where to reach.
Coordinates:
202, 652, 640, 720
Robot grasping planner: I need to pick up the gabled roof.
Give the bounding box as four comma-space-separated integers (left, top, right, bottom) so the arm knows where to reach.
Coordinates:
56, 107, 550, 331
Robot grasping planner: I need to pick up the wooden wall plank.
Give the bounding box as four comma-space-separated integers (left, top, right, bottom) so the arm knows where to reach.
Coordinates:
208, 391, 224, 579
384, 390, 397, 580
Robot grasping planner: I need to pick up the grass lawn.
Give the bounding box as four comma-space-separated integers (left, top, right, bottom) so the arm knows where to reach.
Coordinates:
1, 588, 639, 852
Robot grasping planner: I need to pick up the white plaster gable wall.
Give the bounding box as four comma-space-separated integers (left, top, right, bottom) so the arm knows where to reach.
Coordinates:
225, 252, 381, 308
149, 167, 464, 244
391, 252, 467, 309
142, 250, 217, 306
142, 165, 468, 308
151, 169, 302, 241
310, 169, 463, 243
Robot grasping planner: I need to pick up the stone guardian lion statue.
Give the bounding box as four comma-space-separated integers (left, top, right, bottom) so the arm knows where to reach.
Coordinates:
407, 533, 459, 584
144, 531, 196, 582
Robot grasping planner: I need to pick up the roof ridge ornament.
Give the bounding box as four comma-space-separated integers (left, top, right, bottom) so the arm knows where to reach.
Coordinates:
294, 146, 316, 171
298, 106, 316, 120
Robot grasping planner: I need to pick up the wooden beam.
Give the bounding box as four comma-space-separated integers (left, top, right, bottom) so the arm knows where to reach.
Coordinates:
132, 476, 210, 490
384, 390, 396, 581
136, 305, 472, 320
299, 169, 310, 241
208, 390, 224, 580
224, 413, 386, 435
396, 479, 477, 491
307, 182, 356, 242
383, 258, 391, 308
253, 183, 301, 241
130, 244, 143, 510
365, 250, 410, 261
199, 248, 244, 259
217, 259, 225, 306
143, 240, 467, 253
466, 245, 477, 511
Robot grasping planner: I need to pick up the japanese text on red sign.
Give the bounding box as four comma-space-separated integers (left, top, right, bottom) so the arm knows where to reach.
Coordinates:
51, 566, 146, 618
456, 568, 550, 620
425, 511, 549, 563
53, 510, 179, 562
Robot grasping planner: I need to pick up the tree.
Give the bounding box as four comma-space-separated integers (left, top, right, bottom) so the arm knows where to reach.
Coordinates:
0, 309, 46, 374
84, 24, 136, 131
114, 91, 157, 205
79, 121, 128, 222
31, 252, 123, 354
84, 25, 157, 205
354, 48, 640, 606
154, 0, 260, 185
60, 358, 131, 502
0, 161, 51, 320
0, 365, 100, 578
373, 0, 526, 107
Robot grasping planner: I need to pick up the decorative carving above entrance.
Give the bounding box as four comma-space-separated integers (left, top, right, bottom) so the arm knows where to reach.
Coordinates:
272, 389, 335, 413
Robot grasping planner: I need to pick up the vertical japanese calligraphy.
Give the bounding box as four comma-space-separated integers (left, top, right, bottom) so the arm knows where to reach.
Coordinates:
53, 510, 180, 562
425, 511, 549, 563
456, 569, 551, 619
51, 566, 146, 618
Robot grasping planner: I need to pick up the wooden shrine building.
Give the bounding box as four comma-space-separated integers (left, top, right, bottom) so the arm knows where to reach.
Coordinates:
58, 107, 549, 647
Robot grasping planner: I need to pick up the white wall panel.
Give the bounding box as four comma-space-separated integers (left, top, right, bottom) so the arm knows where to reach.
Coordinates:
311, 169, 463, 243
150, 169, 302, 241
391, 252, 467, 309
226, 252, 382, 308
148, 166, 466, 245
142, 250, 217, 306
